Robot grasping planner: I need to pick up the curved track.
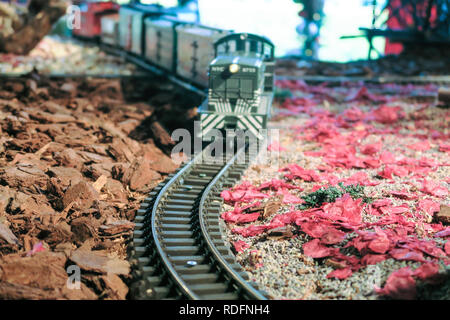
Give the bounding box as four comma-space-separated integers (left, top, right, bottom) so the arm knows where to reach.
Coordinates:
130, 144, 266, 300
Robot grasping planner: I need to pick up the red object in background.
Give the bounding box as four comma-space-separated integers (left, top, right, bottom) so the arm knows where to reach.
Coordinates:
384, 0, 407, 55
72, 1, 120, 38
384, 0, 438, 55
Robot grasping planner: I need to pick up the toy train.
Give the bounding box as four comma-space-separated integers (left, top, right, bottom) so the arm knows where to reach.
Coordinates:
73, 2, 275, 141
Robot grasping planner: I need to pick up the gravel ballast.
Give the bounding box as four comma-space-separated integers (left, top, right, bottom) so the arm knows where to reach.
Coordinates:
220, 82, 450, 300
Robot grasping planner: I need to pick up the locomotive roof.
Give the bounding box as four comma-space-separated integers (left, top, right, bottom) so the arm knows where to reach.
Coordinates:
210, 55, 263, 68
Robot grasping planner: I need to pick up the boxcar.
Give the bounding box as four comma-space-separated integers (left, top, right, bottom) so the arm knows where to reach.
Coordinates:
118, 4, 167, 56
175, 24, 230, 87
100, 14, 119, 46
144, 18, 177, 71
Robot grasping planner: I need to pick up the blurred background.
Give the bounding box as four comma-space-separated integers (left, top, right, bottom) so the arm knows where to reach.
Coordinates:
2, 0, 449, 71
196, 0, 387, 61
113, 0, 388, 61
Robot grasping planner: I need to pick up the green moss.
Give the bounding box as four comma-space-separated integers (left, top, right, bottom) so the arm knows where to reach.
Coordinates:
299, 183, 372, 209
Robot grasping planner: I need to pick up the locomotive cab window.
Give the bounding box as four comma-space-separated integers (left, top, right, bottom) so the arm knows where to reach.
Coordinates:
240, 79, 254, 99
210, 73, 255, 100
225, 78, 239, 99
212, 76, 225, 92
226, 79, 239, 89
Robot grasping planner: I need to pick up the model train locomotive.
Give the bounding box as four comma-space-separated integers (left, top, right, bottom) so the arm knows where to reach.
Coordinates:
73, 2, 274, 141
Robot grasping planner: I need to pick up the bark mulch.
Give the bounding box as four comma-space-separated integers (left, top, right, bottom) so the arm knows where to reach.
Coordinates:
0, 75, 196, 299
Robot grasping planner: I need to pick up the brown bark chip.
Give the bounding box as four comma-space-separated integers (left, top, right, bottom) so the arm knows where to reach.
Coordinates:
54, 149, 84, 170
0, 251, 96, 300
47, 166, 84, 190
0, 166, 48, 192
103, 178, 128, 203
118, 119, 139, 135
101, 274, 129, 300
263, 200, 282, 219
108, 138, 135, 162
9, 191, 55, 215
70, 249, 130, 275
435, 205, 450, 225
99, 220, 134, 237
0, 223, 19, 245
62, 181, 99, 210
77, 151, 113, 164
266, 226, 294, 241
29, 110, 76, 123
0, 282, 61, 300
111, 163, 129, 181
147, 154, 178, 174
92, 175, 108, 193
0, 0, 68, 55
0, 186, 14, 213
83, 163, 115, 180
39, 221, 74, 246
123, 158, 161, 191
71, 217, 98, 243
150, 120, 175, 152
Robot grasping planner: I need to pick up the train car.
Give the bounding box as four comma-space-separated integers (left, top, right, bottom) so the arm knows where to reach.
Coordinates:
118, 4, 167, 56
144, 17, 178, 71
198, 33, 275, 140
72, 1, 120, 39
175, 24, 230, 87
100, 14, 119, 46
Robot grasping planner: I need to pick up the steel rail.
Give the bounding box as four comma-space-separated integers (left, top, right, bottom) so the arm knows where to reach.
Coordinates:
198, 145, 267, 300
150, 150, 204, 299
131, 142, 266, 299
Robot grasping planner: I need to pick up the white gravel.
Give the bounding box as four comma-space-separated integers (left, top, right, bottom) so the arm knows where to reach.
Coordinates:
220, 85, 450, 300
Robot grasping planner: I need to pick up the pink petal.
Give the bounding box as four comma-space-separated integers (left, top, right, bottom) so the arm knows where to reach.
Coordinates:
27, 242, 45, 256
413, 263, 440, 283
361, 254, 387, 266
320, 228, 346, 245
232, 225, 268, 237
375, 267, 416, 300
368, 236, 391, 254
389, 248, 425, 262
303, 239, 333, 258
435, 228, 450, 238
326, 267, 353, 280
407, 140, 431, 152
233, 240, 250, 253
417, 199, 440, 215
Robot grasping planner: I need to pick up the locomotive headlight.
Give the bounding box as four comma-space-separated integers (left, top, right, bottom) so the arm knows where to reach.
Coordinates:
229, 64, 239, 73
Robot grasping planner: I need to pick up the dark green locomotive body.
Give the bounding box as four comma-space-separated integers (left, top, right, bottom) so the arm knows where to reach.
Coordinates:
199, 33, 274, 140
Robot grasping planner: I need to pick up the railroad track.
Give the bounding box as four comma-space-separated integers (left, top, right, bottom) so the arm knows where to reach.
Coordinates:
129, 143, 267, 300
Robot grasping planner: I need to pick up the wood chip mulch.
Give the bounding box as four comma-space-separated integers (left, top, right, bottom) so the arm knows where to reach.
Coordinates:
0, 75, 191, 299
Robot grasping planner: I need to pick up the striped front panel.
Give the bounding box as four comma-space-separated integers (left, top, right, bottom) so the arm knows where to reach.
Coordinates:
235, 115, 264, 139
208, 90, 261, 114
200, 113, 226, 139
200, 113, 265, 140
